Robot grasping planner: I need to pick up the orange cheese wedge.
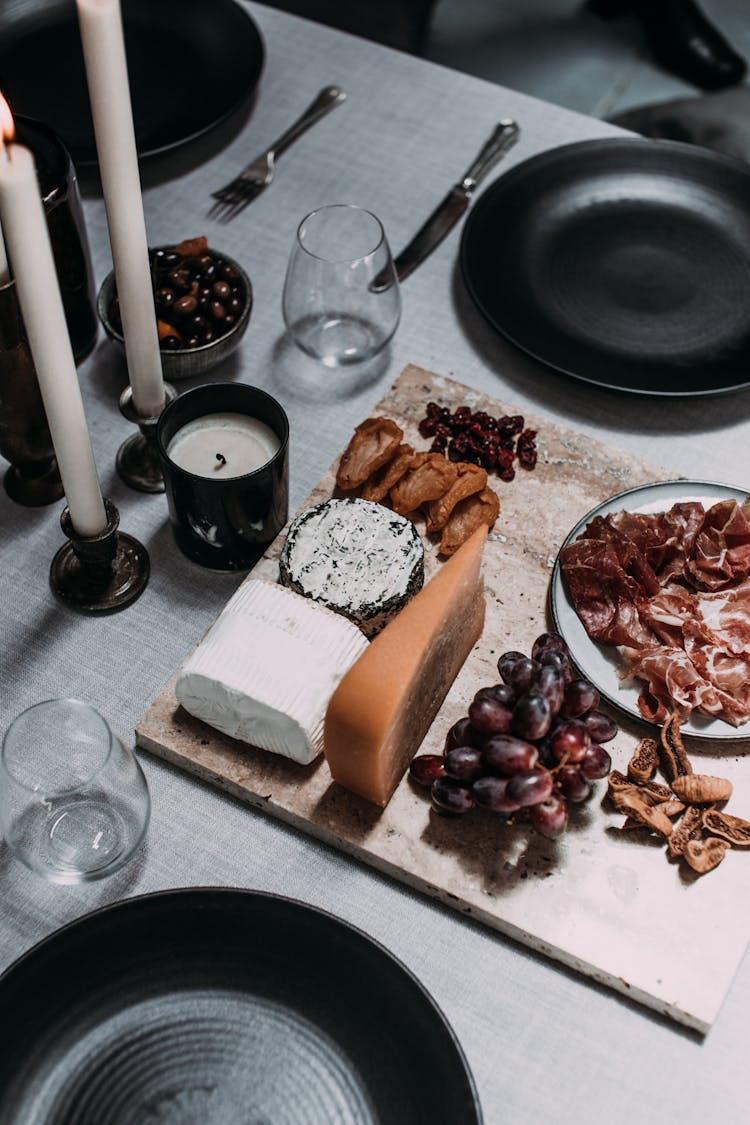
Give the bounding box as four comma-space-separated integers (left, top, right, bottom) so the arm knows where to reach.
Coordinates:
323, 525, 487, 806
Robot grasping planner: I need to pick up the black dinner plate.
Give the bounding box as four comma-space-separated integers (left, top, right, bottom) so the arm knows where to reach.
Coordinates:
0, 888, 482, 1124
0, 0, 264, 165
460, 137, 750, 397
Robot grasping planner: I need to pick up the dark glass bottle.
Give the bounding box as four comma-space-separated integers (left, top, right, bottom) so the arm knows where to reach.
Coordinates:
15, 116, 97, 363
0, 278, 63, 505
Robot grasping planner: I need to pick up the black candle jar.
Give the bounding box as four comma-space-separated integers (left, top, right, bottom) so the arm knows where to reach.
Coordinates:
15, 116, 97, 363
156, 383, 290, 571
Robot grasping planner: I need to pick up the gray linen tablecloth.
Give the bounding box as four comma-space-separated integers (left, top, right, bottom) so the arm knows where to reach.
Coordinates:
1, 3, 749, 1122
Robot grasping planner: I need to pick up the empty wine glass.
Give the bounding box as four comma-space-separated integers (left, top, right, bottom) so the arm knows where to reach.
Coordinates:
282, 203, 401, 367
0, 699, 150, 884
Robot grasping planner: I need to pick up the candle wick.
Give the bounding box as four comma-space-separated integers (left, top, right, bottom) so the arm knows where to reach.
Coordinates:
215, 452, 227, 470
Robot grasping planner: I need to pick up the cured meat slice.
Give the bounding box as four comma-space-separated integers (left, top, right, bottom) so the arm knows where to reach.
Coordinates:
561, 498, 750, 725
610, 501, 705, 581
685, 499, 750, 591
621, 644, 727, 724
558, 531, 656, 648
694, 579, 750, 654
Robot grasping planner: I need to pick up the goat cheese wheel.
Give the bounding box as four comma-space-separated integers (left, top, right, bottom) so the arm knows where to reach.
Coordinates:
279, 498, 424, 636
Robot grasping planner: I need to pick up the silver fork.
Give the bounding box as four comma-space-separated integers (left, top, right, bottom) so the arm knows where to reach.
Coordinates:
209, 86, 347, 221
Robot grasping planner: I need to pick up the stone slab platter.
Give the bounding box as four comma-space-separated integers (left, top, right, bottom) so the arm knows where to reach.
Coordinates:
137, 364, 750, 1033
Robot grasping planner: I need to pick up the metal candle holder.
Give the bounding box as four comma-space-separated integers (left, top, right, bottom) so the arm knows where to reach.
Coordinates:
116, 383, 177, 493
49, 498, 149, 614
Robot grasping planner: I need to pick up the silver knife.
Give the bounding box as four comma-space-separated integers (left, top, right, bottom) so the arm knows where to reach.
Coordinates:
381, 119, 519, 289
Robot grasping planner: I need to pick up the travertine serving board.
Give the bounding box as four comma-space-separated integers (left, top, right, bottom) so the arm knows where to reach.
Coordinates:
137, 364, 750, 1032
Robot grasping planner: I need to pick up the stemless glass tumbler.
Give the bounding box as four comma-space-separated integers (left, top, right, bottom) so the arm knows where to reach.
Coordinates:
0, 699, 150, 884
282, 204, 401, 366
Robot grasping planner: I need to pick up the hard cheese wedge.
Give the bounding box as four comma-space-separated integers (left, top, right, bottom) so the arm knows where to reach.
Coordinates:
324, 525, 487, 806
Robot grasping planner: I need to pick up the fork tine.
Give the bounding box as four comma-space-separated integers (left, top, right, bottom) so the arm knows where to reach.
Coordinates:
208, 181, 263, 222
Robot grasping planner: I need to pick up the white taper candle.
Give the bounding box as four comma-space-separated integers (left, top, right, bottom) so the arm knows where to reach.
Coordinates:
76, 0, 165, 419
0, 222, 8, 286
0, 141, 107, 536
0, 97, 10, 284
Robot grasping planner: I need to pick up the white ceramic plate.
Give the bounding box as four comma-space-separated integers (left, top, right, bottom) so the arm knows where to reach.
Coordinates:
550, 479, 750, 740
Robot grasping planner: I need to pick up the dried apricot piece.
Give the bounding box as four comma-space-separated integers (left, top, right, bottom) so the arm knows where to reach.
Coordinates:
439, 486, 499, 557
175, 235, 209, 257
360, 444, 416, 503
390, 453, 458, 515
336, 417, 403, 491
423, 462, 487, 534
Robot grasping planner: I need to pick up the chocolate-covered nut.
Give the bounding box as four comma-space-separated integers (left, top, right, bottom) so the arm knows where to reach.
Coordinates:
173, 294, 198, 317
228, 295, 243, 314
211, 280, 232, 301
210, 300, 227, 321
219, 261, 239, 281
167, 269, 191, 291
156, 286, 175, 309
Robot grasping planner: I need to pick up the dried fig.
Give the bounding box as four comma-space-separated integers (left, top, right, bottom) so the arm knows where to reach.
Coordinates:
439, 486, 499, 557
390, 453, 458, 515
336, 417, 403, 491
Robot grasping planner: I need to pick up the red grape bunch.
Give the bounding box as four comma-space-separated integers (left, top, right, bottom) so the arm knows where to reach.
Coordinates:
409, 632, 617, 839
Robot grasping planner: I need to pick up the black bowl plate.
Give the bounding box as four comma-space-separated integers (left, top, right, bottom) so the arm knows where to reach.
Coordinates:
460, 137, 750, 396
0, 888, 482, 1124
0, 0, 264, 165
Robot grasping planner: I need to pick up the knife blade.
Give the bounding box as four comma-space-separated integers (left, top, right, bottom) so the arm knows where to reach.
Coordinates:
378, 119, 519, 290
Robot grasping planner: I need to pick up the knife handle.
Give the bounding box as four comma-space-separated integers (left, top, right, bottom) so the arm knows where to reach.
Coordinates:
460, 119, 519, 193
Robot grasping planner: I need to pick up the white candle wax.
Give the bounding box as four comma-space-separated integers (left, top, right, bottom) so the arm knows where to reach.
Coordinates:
0, 221, 8, 285
167, 414, 280, 478
0, 142, 107, 536
76, 0, 164, 419
0, 99, 10, 284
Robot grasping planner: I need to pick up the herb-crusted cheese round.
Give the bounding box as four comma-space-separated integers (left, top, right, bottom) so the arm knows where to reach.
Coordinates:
279, 498, 424, 636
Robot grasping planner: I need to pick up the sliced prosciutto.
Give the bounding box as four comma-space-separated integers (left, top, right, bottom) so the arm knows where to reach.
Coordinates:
684, 499, 750, 591
559, 497, 750, 727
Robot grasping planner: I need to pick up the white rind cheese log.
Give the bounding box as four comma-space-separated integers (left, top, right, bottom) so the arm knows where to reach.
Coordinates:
175, 579, 369, 764
324, 526, 487, 805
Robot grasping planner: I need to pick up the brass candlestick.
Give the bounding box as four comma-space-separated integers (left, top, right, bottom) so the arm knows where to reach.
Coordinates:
116, 383, 178, 493
50, 499, 149, 614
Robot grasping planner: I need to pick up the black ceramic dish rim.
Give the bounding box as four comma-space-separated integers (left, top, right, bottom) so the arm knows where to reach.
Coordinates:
459, 135, 750, 399
0, 886, 483, 1121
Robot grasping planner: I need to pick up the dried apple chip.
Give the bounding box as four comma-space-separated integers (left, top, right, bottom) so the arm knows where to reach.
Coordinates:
423, 462, 487, 534
439, 486, 499, 557
390, 453, 458, 515
336, 417, 403, 491
360, 444, 416, 503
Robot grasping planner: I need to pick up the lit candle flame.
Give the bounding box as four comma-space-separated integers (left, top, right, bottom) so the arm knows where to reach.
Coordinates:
0, 93, 15, 144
